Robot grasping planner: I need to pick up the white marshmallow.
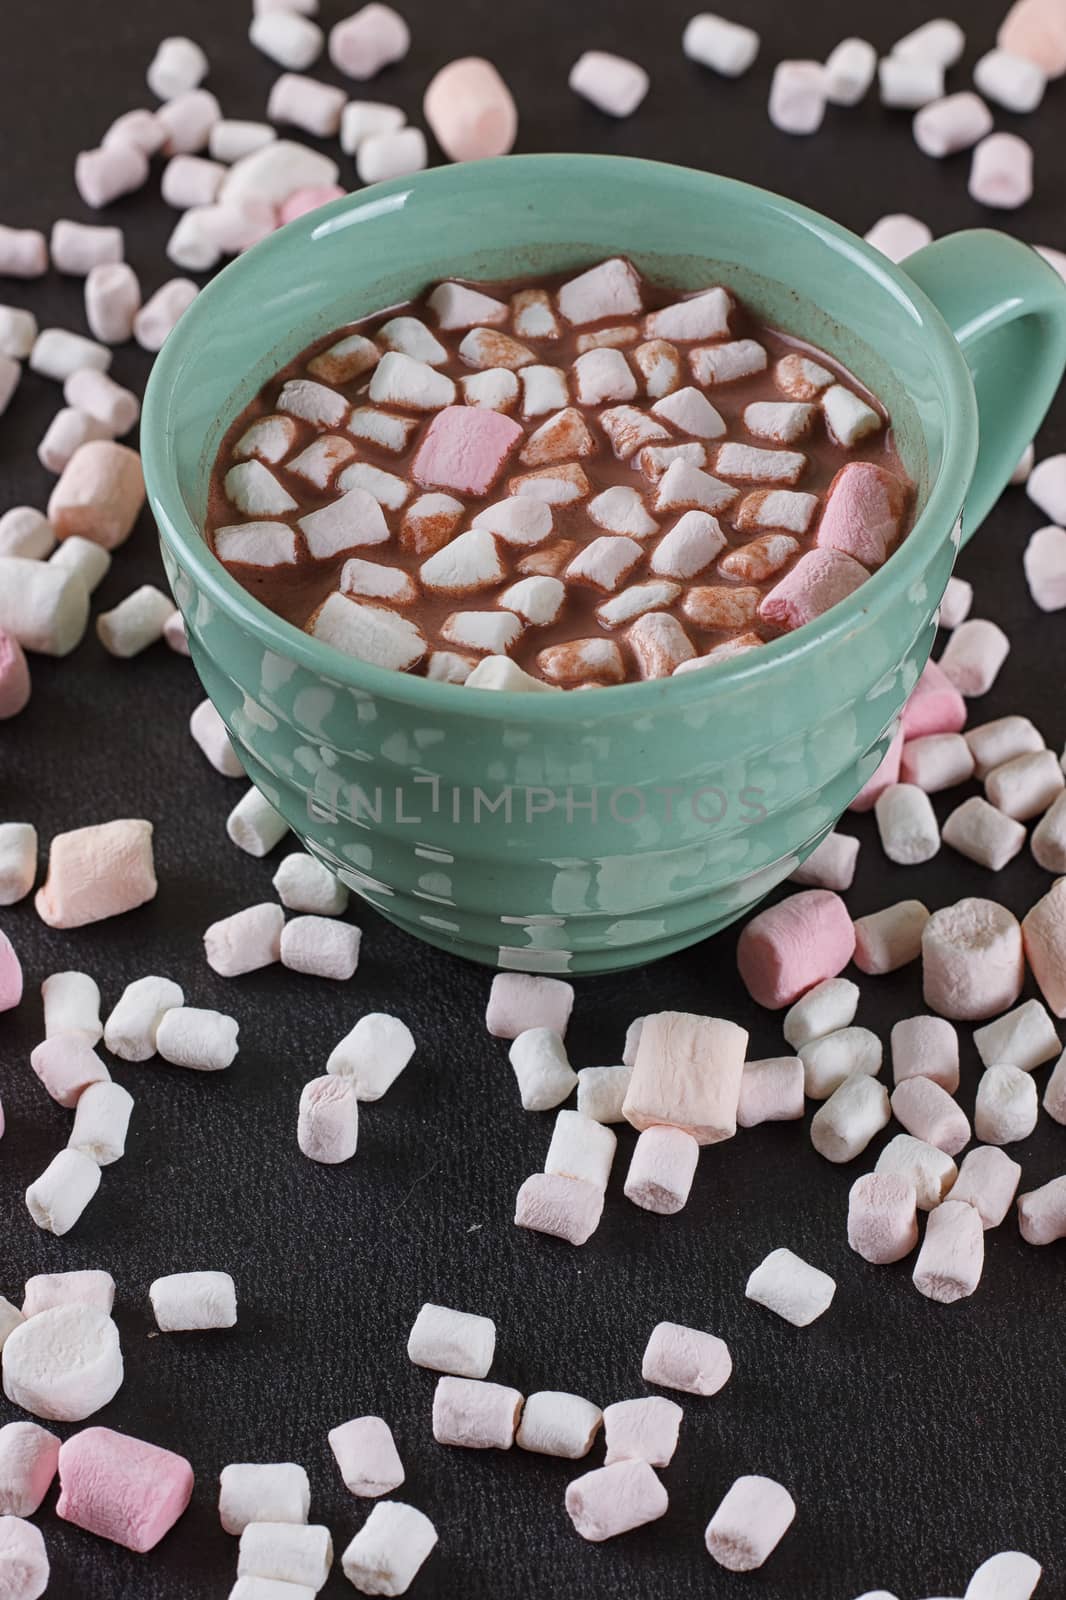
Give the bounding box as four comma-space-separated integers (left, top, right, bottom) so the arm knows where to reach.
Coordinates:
328, 1417, 404, 1498
25, 1150, 101, 1236
204, 903, 284, 977
810, 1073, 891, 1163
974, 48, 1046, 112
745, 1248, 836, 1326
964, 1551, 1042, 1600
782, 976, 859, 1049
341, 1502, 436, 1597
38, 408, 110, 474
651, 385, 726, 438
150, 1272, 237, 1332
133, 279, 198, 351
190, 698, 244, 778
654, 458, 737, 514
575, 1065, 631, 1124
237, 1524, 333, 1590
63, 369, 139, 435
516, 1392, 602, 1459
41, 970, 101, 1042
49, 220, 123, 276
50, 536, 111, 593
946, 1145, 1022, 1229
0, 557, 89, 656
407, 1303, 495, 1380
892, 18, 965, 67
68, 1081, 134, 1166
624, 1126, 699, 1213
348, 410, 415, 453
0, 308, 38, 362
864, 213, 933, 261
587, 485, 658, 537
311, 593, 426, 669
913, 1198, 984, 1303
569, 51, 649, 117
369, 351, 453, 410
280, 916, 361, 980
790, 831, 859, 891
96, 586, 177, 657
210, 120, 277, 163
30, 328, 110, 383
0, 506, 52, 558
220, 141, 338, 211
326, 1013, 414, 1100
683, 13, 760, 76
557, 258, 643, 326
249, 9, 323, 68
268, 73, 345, 137
273, 853, 348, 916
879, 55, 945, 108
875, 1133, 957, 1209
705, 1475, 796, 1572
75, 143, 150, 207
329, 5, 409, 79
800, 1026, 881, 1099
974, 1064, 1038, 1144
690, 339, 767, 384
1, 1305, 122, 1421
825, 37, 877, 104
104, 976, 183, 1061
969, 132, 1033, 208
339, 101, 405, 154
0, 823, 37, 906
769, 61, 827, 134
974, 999, 1060, 1073
875, 783, 940, 864
220, 1463, 310, 1536
156, 1007, 239, 1071
914, 92, 993, 157
148, 36, 208, 99
545, 1110, 616, 1191
299, 490, 389, 557
356, 127, 427, 183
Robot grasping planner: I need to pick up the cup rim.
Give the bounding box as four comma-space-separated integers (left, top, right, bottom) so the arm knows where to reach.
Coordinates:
144, 152, 976, 719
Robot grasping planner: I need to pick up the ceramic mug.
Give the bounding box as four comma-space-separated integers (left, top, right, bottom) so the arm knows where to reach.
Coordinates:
143, 154, 1066, 975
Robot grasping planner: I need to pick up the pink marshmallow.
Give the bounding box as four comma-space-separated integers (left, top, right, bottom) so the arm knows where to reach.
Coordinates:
938, 618, 1011, 697
486, 972, 574, 1038
889, 1015, 960, 1091
1017, 1175, 1066, 1244
922, 898, 1024, 1021
565, 1459, 668, 1541
56, 1427, 194, 1552
22, 1271, 115, 1318
947, 1145, 1021, 1228
0, 629, 31, 720
329, 4, 410, 79
736, 1056, 805, 1126
431, 1376, 522, 1450
0, 1516, 49, 1599
602, 1397, 682, 1466
277, 184, 346, 225
641, 1320, 732, 1397
900, 732, 975, 791
890, 1076, 970, 1155
623, 1125, 699, 1214
0, 1423, 60, 1516
847, 1172, 919, 1263
815, 461, 907, 568
0, 931, 22, 1013
998, 0, 1066, 77
900, 659, 968, 739
29, 1036, 110, 1108
514, 1172, 604, 1245
705, 1474, 796, 1571
412, 406, 523, 497
736, 889, 856, 1009
423, 58, 518, 162
759, 547, 868, 630
1022, 879, 1066, 1017
912, 1199, 984, 1302
35, 818, 156, 928
853, 899, 929, 975
848, 727, 904, 813
297, 1075, 358, 1164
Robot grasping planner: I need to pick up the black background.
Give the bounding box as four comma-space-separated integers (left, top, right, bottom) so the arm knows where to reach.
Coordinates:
2, 2, 1066, 1597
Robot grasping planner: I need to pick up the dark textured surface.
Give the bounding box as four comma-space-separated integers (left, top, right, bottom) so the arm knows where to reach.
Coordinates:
2, 2, 1066, 1597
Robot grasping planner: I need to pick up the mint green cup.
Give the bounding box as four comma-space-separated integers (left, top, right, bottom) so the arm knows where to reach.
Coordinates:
143, 154, 1066, 974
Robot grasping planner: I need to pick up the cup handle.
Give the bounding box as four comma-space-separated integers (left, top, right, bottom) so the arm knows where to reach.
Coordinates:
903, 230, 1066, 544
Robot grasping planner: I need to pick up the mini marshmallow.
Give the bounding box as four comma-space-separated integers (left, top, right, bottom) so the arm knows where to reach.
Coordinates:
104, 976, 183, 1061
1027, 452, 1066, 522
811, 1070, 892, 1162
133, 279, 198, 352
210, 119, 278, 162
914, 92, 993, 157
164, 611, 188, 653
569, 50, 649, 119
432, 1375, 522, 1450
790, 832, 860, 892
891, 1015, 960, 1092
250, 8, 323, 68
0, 1515, 49, 1598
219, 1463, 310, 1535
0, 929, 22, 1012
892, 1076, 970, 1155
970, 132, 1033, 208
576, 1064, 632, 1123
1013, 442, 1037, 484
876, 1133, 957, 1210
602, 1397, 681, 1468
922, 899, 1024, 1021
783, 976, 860, 1049
1024, 524, 1066, 611
705, 1475, 796, 1571
633, 339, 683, 398
879, 55, 945, 108
463, 368, 520, 413
939, 575, 973, 628
565, 1459, 668, 1541
86, 262, 142, 344
769, 60, 827, 134
341, 1501, 436, 1596
205, 902, 285, 977
986, 749, 1064, 820
516, 1393, 602, 1460
683, 14, 760, 76
39, 408, 111, 475
408, 1303, 495, 1381
50, 221, 123, 278
220, 138, 337, 211
974, 1065, 1038, 1144
0, 226, 47, 277
1017, 1176, 1066, 1245
75, 144, 150, 208
31, 329, 110, 385
799, 1027, 882, 1100
0, 507, 52, 558
20, 1273, 115, 1320
624, 1126, 699, 1213
272, 854, 346, 918
736, 1056, 805, 1127
825, 36, 877, 104
268, 73, 345, 137
147, 35, 207, 100
974, 999, 1060, 1073
1021, 880, 1066, 1016
190, 698, 244, 779
227, 788, 290, 857
913, 1199, 984, 1302
854, 900, 930, 975
337, 461, 409, 510
311, 594, 426, 668
297, 1076, 358, 1164
760, 547, 868, 629
325, 1013, 414, 1103
150, 1272, 236, 1333
0, 1304, 24, 1351
330, 4, 409, 78
97, 586, 177, 657
947, 1145, 1022, 1228
486, 972, 573, 1038
49, 536, 111, 594
236, 1524, 333, 1590
965, 1552, 1042, 1600
102, 105, 165, 154
329, 1417, 404, 1497
902, 661, 967, 740
514, 1173, 604, 1245
25, 1150, 101, 1235
41, 968, 101, 1043
0, 1423, 60, 1517
875, 784, 940, 865
356, 126, 427, 183
0, 823, 36, 906
738, 889, 855, 1009
156, 1007, 239, 1071
507, 1029, 577, 1111
900, 733, 974, 792
299, 491, 389, 559
64, 369, 139, 435
47, 438, 145, 550
2, 1306, 122, 1420
942, 796, 1027, 872
68, 1081, 134, 1166
423, 56, 517, 161
1032, 792, 1066, 873
746, 1247, 835, 1325
642, 1320, 732, 1396
848, 1173, 919, 1263
999, 0, 1066, 74
30, 1036, 109, 1107
282, 916, 360, 980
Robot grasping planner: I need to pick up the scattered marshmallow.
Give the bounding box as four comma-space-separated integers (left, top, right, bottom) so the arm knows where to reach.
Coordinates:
0, 823, 36, 906
825, 37, 878, 104
913, 1199, 984, 1303
86, 263, 142, 343
969, 132, 1034, 208
890, 1014, 960, 1092
624, 1126, 699, 1213
0, 559, 89, 656
800, 1027, 881, 1100
922, 898, 1024, 1021
41, 969, 102, 1043
570, 51, 649, 116
854, 900, 930, 975
879, 55, 945, 108
236, 1523, 333, 1589
942, 797, 1027, 871
0, 1422, 60, 1517
1017, 1175, 1066, 1245
150, 1273, 237, 1332
947, 1145, 1022, 1228
514, 1172, 604, 1245
891, 1076, 970, 1156
219, 1463, 311, 1536
769, 61, 827, 134
602, 1397, 681, 1467
328, 1416, 404, 1497
507, 1029, 577, 1111
974, 1064, 1038, 1145
68, 1081, 134, 1166
204, 903, 284, 977
974, 998, 1060, 1072
227, 787, 290, 857
432, 1375, 522, 1450
407, 1303, 495, 1381
1021, 879, 1066, 1016
565, 1459, 668, 1541
2, 1306, 122, 1420
297, 1076, 359, 1164
737, 889, 855, 1009
705, 1474, 796, 1572
641, 1320, 732, 1396
330, 4, 409, 78
97, 585, 177, 657
35, 818, 155, 928
423, 57, 517, 161
745, 1247, 835, 1326
56, 1428, 193, 1552
156, 1007, 239, 1071
104, 976, 183, 1061
249, 8, 324, 69
75, 144, 150, 208
876, 1133, 958, 1210
576, 1064, 632, 1124
847, 1173, 919, 1264
281, 916, 361, 980
683, 14, 760, 76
